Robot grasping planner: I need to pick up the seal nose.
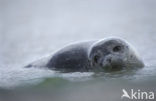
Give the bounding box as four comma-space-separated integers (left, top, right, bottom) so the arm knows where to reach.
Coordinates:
102, 56, 123, 71
106, 57, 112, 64
102, 56, 112, 66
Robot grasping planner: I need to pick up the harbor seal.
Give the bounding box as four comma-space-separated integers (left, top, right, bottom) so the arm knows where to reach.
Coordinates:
26, 37, 144, 72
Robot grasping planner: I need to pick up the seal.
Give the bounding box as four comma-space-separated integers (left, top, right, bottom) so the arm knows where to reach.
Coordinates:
26, 37, 144, 72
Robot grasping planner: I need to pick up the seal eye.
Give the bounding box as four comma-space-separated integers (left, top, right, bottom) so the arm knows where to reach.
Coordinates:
94, 55, 100, 63
113, 46, 121, 52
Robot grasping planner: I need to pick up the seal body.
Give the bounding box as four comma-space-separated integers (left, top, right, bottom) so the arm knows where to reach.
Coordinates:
46, 41, 94, 72
26, 38, 144, 72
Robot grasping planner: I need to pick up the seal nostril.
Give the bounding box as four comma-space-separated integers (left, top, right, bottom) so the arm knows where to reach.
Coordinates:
113, 46, 121, 52
107, 58, 112, 63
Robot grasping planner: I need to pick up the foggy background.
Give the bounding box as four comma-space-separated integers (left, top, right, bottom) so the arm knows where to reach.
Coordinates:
0, 0, 156, 101
0, 0, 156, 67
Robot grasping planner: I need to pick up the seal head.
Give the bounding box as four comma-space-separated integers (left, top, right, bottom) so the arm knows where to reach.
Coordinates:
88, 38, 144, 72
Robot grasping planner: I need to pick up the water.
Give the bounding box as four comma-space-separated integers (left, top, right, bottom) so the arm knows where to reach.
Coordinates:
0, 0, 156, 101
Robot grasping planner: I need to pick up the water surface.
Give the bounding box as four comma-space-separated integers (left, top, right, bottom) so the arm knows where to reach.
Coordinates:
0, 0, 156, 101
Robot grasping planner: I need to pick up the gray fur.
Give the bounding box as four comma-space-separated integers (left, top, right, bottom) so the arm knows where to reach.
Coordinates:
26, 38, 144, 72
